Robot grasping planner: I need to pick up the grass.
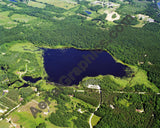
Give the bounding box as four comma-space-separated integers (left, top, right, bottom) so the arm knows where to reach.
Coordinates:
0, 120, 10, 128
0, 41, 46, 84
0, 1, 7, 5
71, 97, 95, 109
81, 59, 159, 93
112, 14, 117, 19
11, 14, 37, 23
117, 4, 146, 15
91, 115, 101, 127
45, 121, 63, 128
28, 1, 46, 8
8, 98, 59, 128
0, 11, 17, 28
10, 112, 44, 128
37, 0, 77, 9
9, 42, 40, 53
109, 66, 159, 92
118, 98, 132, 107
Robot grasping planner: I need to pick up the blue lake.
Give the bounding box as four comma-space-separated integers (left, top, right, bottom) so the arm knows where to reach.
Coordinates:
43, 48, 127, 85
85, 11, 92, 15
9, 0, 17, 2
158, 2, 160, 9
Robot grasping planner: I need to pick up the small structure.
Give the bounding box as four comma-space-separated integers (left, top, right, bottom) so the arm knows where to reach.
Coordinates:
87, 84, 101, 93
31, 87, 37, 92
110, 104, 115, 109
43, 112, 48, 115
0, 109, 7, 113
77, 108, 84, 113
3, 90, 9, 93
76, 90, 85, 93
136, 109, 144, 113
138, 61, 144, 65
36, 92, 40, 96
19, 98, 23, 102
87, 85, 100, 90
68, 95, 74, 97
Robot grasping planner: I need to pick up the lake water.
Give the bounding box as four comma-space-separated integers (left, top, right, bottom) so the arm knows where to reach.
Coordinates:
158, 2, 160, 10
43, 48, 127, 85
23, 76, 42, 83
85, 11, 92, 15
9, 0, 17, 2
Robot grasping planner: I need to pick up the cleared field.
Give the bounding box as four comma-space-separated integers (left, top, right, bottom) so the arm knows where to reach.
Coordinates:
11, 14, 37, 23
0, 120, 10, 128
118, 98, 132, 107
105, 10, 120, 21
17, 100, 38, 113
117, 4, 146, 15
0, 11, 17, 28
9, 42, 39, 53
91, 115, 101, 127
0, 97, 17, 109
8, 99, 59, 128
28, 1, 46, 8
109, 66, 159, 92
37, 0, 77, 9
0, 1, 7, 5
9, 112, 44, 128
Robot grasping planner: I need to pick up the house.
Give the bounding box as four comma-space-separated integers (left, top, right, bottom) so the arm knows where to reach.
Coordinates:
68, 95, 74, 97
19, 98, 23, 102
3, 90, 9, 93
136, 109, 144, 113
87, 85, 101, 90
110, 104, 115, 109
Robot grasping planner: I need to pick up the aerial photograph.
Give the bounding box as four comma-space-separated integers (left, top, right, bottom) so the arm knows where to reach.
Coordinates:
0, 0, 160, 127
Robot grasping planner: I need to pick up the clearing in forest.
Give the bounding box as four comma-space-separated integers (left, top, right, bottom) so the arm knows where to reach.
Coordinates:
104, 10, 120, 21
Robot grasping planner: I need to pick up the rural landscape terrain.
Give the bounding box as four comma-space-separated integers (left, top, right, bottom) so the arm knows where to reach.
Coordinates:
0, 0, 160, 127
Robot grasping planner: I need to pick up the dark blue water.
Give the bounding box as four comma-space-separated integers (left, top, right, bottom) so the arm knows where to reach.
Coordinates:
9, 0, 17, 2
23, 76, 42, 83
85, 11, 92, 14
43, 48, 127, 85
158, 2, 160, 9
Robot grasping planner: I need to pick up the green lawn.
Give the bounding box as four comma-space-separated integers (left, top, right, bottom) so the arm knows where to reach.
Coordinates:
91, 115, 101, 127
0, 11, 17, 28
28, 1, 46, 8
11, 14, 37, 23
0, 120, 10, 128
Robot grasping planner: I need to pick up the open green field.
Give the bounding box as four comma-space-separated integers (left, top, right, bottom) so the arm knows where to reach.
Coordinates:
0, 11, 17, 29
0, 120, 10, 128
37, 0, 77, 9
11, 14, 37, 23
28, 1, 46, 8
91, 115, 101, 127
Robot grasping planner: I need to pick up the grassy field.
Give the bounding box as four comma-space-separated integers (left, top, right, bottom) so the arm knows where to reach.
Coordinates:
37, 0, 77, 9
108, 66, 159, 92
0, 120, 10, 128
117, 4, 146, 15
118, 98, 132, 107
0, 1, 7, 5
0, 11, 17, 29
9, 42, 39, 53
8, 100, 44, 128
91, 115, 101, 127
28, 1, 46, 8
11, 14, 37, 23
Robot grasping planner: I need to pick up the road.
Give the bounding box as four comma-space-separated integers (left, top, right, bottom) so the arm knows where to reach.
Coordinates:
89, 103, 100, 128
